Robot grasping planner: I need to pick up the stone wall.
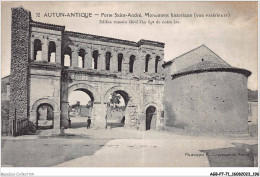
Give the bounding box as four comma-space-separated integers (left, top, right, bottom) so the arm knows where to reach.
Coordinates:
63, 70, 164, 129
9, 7, 31, 133
106, 107, 125, 123
30, 27, 62, 63
164, 71, 249, 133
29, 63, 61, 129
30, 26, 164, 78
10, 7, 165, 131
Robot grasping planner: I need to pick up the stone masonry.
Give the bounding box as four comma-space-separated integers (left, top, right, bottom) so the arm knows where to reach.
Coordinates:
8, 7, 251, 134
9, 7, 165, 132
9, 7, 31, 134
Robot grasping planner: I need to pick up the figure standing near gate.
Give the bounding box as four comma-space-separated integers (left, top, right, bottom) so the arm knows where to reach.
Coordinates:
87, 117, 91, 129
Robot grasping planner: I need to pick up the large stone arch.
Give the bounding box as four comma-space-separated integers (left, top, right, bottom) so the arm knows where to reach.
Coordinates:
104, 86, 139, 128
68, 83, 101, 103
60, 83, 102, 129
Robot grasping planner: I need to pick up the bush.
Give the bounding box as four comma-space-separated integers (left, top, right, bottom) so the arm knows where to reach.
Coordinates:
23, 121, 37, 135
1, 100, 10, 120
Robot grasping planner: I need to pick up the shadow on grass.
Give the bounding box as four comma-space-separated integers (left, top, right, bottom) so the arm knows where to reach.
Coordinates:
200, 143, 258, 167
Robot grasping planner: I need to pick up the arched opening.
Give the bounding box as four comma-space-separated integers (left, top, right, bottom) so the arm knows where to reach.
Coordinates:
105, 52, 111, 70
146, 106, 157, 130
118, 53, 123, 72
145, 54, 150, 72
36, 103, 54, 129
48, 41, 56, 63
68, 89, 94, 128
92, 50, 99, 69
106, 90, 129, 128
63, 47, 72, 66
78, 49, 85, 68
33, 39, 42, 61
155, 56, 160, 73
129, 55, 135, 73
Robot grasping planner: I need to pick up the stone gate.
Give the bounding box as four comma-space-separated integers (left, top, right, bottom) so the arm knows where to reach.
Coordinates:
10, 7, 165, 131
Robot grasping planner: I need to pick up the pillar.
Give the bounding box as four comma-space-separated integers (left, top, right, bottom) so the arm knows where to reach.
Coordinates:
149, 54, 156, 74
110, 52, 118, 72
124, 106, 131, 128
53, 111, 61, 129
55, 41, 62, 64
85, 48, 92, 69
61, 101, 69, 128
30, 39, 34, 61
133, 52, 141, 75
93, 103, 107, 128
42, 38, 48, 62
157, 55, 164, 74
98, 50, 105, 71
139, 51, 147, 76
71, 49, 78, 67
122, 53, 130, 73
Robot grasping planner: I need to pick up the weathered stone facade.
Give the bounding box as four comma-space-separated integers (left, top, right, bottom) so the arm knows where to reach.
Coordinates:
163, 45, 251, 133
9, 7, 31, 132
9, 7, 165, 131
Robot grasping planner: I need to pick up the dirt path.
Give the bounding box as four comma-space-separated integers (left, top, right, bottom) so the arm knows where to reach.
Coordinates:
2, 127, 258, 167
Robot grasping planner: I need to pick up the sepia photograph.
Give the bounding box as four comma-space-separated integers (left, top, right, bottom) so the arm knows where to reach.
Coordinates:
1, 1, 258, 176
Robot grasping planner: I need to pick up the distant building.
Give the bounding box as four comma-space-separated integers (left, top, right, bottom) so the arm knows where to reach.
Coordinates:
248, 101, 258, 124
248, 90, 258, 136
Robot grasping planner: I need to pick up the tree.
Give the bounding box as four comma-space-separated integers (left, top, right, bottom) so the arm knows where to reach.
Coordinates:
248, 89, 258, 101
86, 100, 93, 108
109, 92, 121, 108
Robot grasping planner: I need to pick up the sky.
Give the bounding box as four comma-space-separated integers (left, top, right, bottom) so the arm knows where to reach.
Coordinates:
1, 1, 258, 90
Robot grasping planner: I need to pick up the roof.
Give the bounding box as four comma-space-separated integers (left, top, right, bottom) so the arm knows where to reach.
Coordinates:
167, 45, 251, 79
179, 60, 231, 73
163, 45, 230, 68
64, 31, 164, 48
30, 20, 65, 31
171, 61, 251, 79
